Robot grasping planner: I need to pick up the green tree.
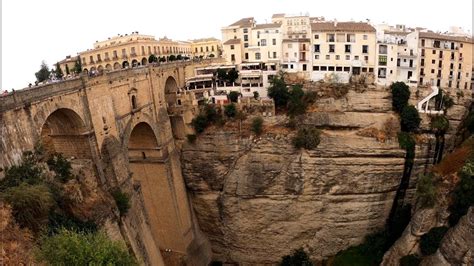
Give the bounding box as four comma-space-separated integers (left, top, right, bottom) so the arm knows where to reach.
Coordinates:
431, 115, 449, 132
168, 55, 176, 61
176, 54, 183, 60
287, 85, 307, 117
400, 105, 421, 132
35, 61, 51, 82
448, 160, 474, 225
227, 69, 239, 84
217, 68, 227, 82
251, 117, 264, 135
73, 59, 82, 74
224, 103, 237, 118
209, 53, 215, 58
159, 56, 167, 62
228, 91, 240, 103
391, 82, 410, 113
293, 125, 321, 150
268, 75, 289, 108
420, 227, 448, 255
55, 63, 64, 79
192, 114, 209, 134
35, 229, 137, 265
47, 153, 73, 183
0, 151, 44, 191
148, 54, 158, 63
281, 248, 313, 266
253, 91, 259, 100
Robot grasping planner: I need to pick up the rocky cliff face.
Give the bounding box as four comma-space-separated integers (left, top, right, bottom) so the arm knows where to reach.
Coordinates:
181, 85, 472, 263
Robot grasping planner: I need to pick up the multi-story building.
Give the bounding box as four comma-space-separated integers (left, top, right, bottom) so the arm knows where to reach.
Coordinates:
222, 17, 255, 65
417, 32, 473, 91
190, 38, 222, 59
310, 21, 376, 82
79, 32, 191, 73
57, 55, 80, 77
375, 29, 419, 86
278, 15, 311, 75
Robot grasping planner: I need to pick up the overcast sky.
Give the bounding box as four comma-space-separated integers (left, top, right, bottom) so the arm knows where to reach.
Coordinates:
1, 0, 472, 91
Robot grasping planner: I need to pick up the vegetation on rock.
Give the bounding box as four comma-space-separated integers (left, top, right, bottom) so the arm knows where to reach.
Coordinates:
47, 153, 73, 182
391, 82, 410, 113
431, 115, 450, 132
111, 189, 131, 217
416, 174, 437, 208
400, 105, 421, 132
448, 158, 474, 226
293, 125, 321, 150
251, 117, 264, 136
224, 103, 237, 118
35, 229, 137, 265
228, 91, 240, 103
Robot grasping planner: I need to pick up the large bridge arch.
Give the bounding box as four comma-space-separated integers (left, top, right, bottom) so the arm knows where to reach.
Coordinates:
125, 121, 186, 254
164, 76, 178, 108
40, 108, 92, 158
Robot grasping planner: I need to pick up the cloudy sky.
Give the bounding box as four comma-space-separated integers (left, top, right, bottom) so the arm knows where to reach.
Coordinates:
1, 0, 472, 91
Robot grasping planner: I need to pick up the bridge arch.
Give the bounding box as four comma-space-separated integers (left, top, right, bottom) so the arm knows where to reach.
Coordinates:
126, 121, 186, 252
131, 59, 138, 68
164, 76, 178, 108
113, 62, 121, 70
122, 61, 129, 68
105, 64, 112, 71
141, 57, 147, 66
40, 108, 92, 158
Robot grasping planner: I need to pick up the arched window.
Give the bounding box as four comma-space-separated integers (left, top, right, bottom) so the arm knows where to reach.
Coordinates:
131, 95, 137, 109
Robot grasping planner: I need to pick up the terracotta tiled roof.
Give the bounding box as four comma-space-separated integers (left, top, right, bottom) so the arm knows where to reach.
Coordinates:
419, 32, 473, 43
272, 13, 285, 18
229, 17, 254, 27
311, 22, 376, 32
223, 38, 241, 45
254, 23, 281, 29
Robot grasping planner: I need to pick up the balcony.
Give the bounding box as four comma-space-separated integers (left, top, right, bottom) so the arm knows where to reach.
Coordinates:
397, 52, 417, 58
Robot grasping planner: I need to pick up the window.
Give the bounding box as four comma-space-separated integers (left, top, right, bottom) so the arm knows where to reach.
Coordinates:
327, 34, 335, 42
131, 95, 137, 109
433, 40, 440, 48
328, 66, 335, 71
347, 34, 355, 42
200, 47, 203, 52
421, 59, 425, 66
345, 44, 351, 53
345, 55, 350, 60
363, 35, 368, 40
362, 45, 368, 53
314, 44, 320, 53
314, 34, 319, 39
261, 39, 267, 46
272, 39, 276, 45
105, 52, 109, 60
336, 66, 342, 71
326, 55, 330, 60
336, 55, 340, 60
131, 47, 136, 55
244, 35, 248, 41
378, 55, 387, 66
315, 55, 320, 59
379, 45, 387, 54
257, 31, 260, 38
245, 53, 249, 60
206, 46, 209, 52
244, 43, 249, 48
344, 67, 350, 72
97, 54, 101, 62
364, 56, 368, 62
255, 53, 261, 60
230, 45, 234, 50
313, 66, 320, 71
321, 66, 327, 71
432, 50, 436, 55
113, 51, 118, 59
288, 43, 293, 48
243, 28, 248, 33
336, 33, 345, 42
431, 69, 435, 74
231, 54, 235, 61
89, 55, 94, 63
329, 44, 335, 53
354, 55, 359, 60
421, 39, 425, 47
122, 48, 127, 56
273, 52, 277, 58
303, 64, 307, 71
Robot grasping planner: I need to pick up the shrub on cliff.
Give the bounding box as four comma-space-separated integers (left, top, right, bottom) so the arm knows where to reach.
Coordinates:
35, 229, 137, 265
287, 85, 307, 118
391, 82, 410, 113
420, 226, 448, 255
431, 115, 450, 133
192, 114, 209, 134
280, 248, 313, 266
2, 183, 55, 232
47, 153, 73, 183
111, 189, 131, 216
251, 117, 264, 136
416, 174, 437, 208
400, 105, 421, 132
448, 159, 474, 226
0, 151, 44, 191
224, 103, 237, 118
292, 125, 321, 150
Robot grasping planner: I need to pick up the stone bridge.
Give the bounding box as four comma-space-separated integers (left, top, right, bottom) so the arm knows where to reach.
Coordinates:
0, 61, 215, 265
